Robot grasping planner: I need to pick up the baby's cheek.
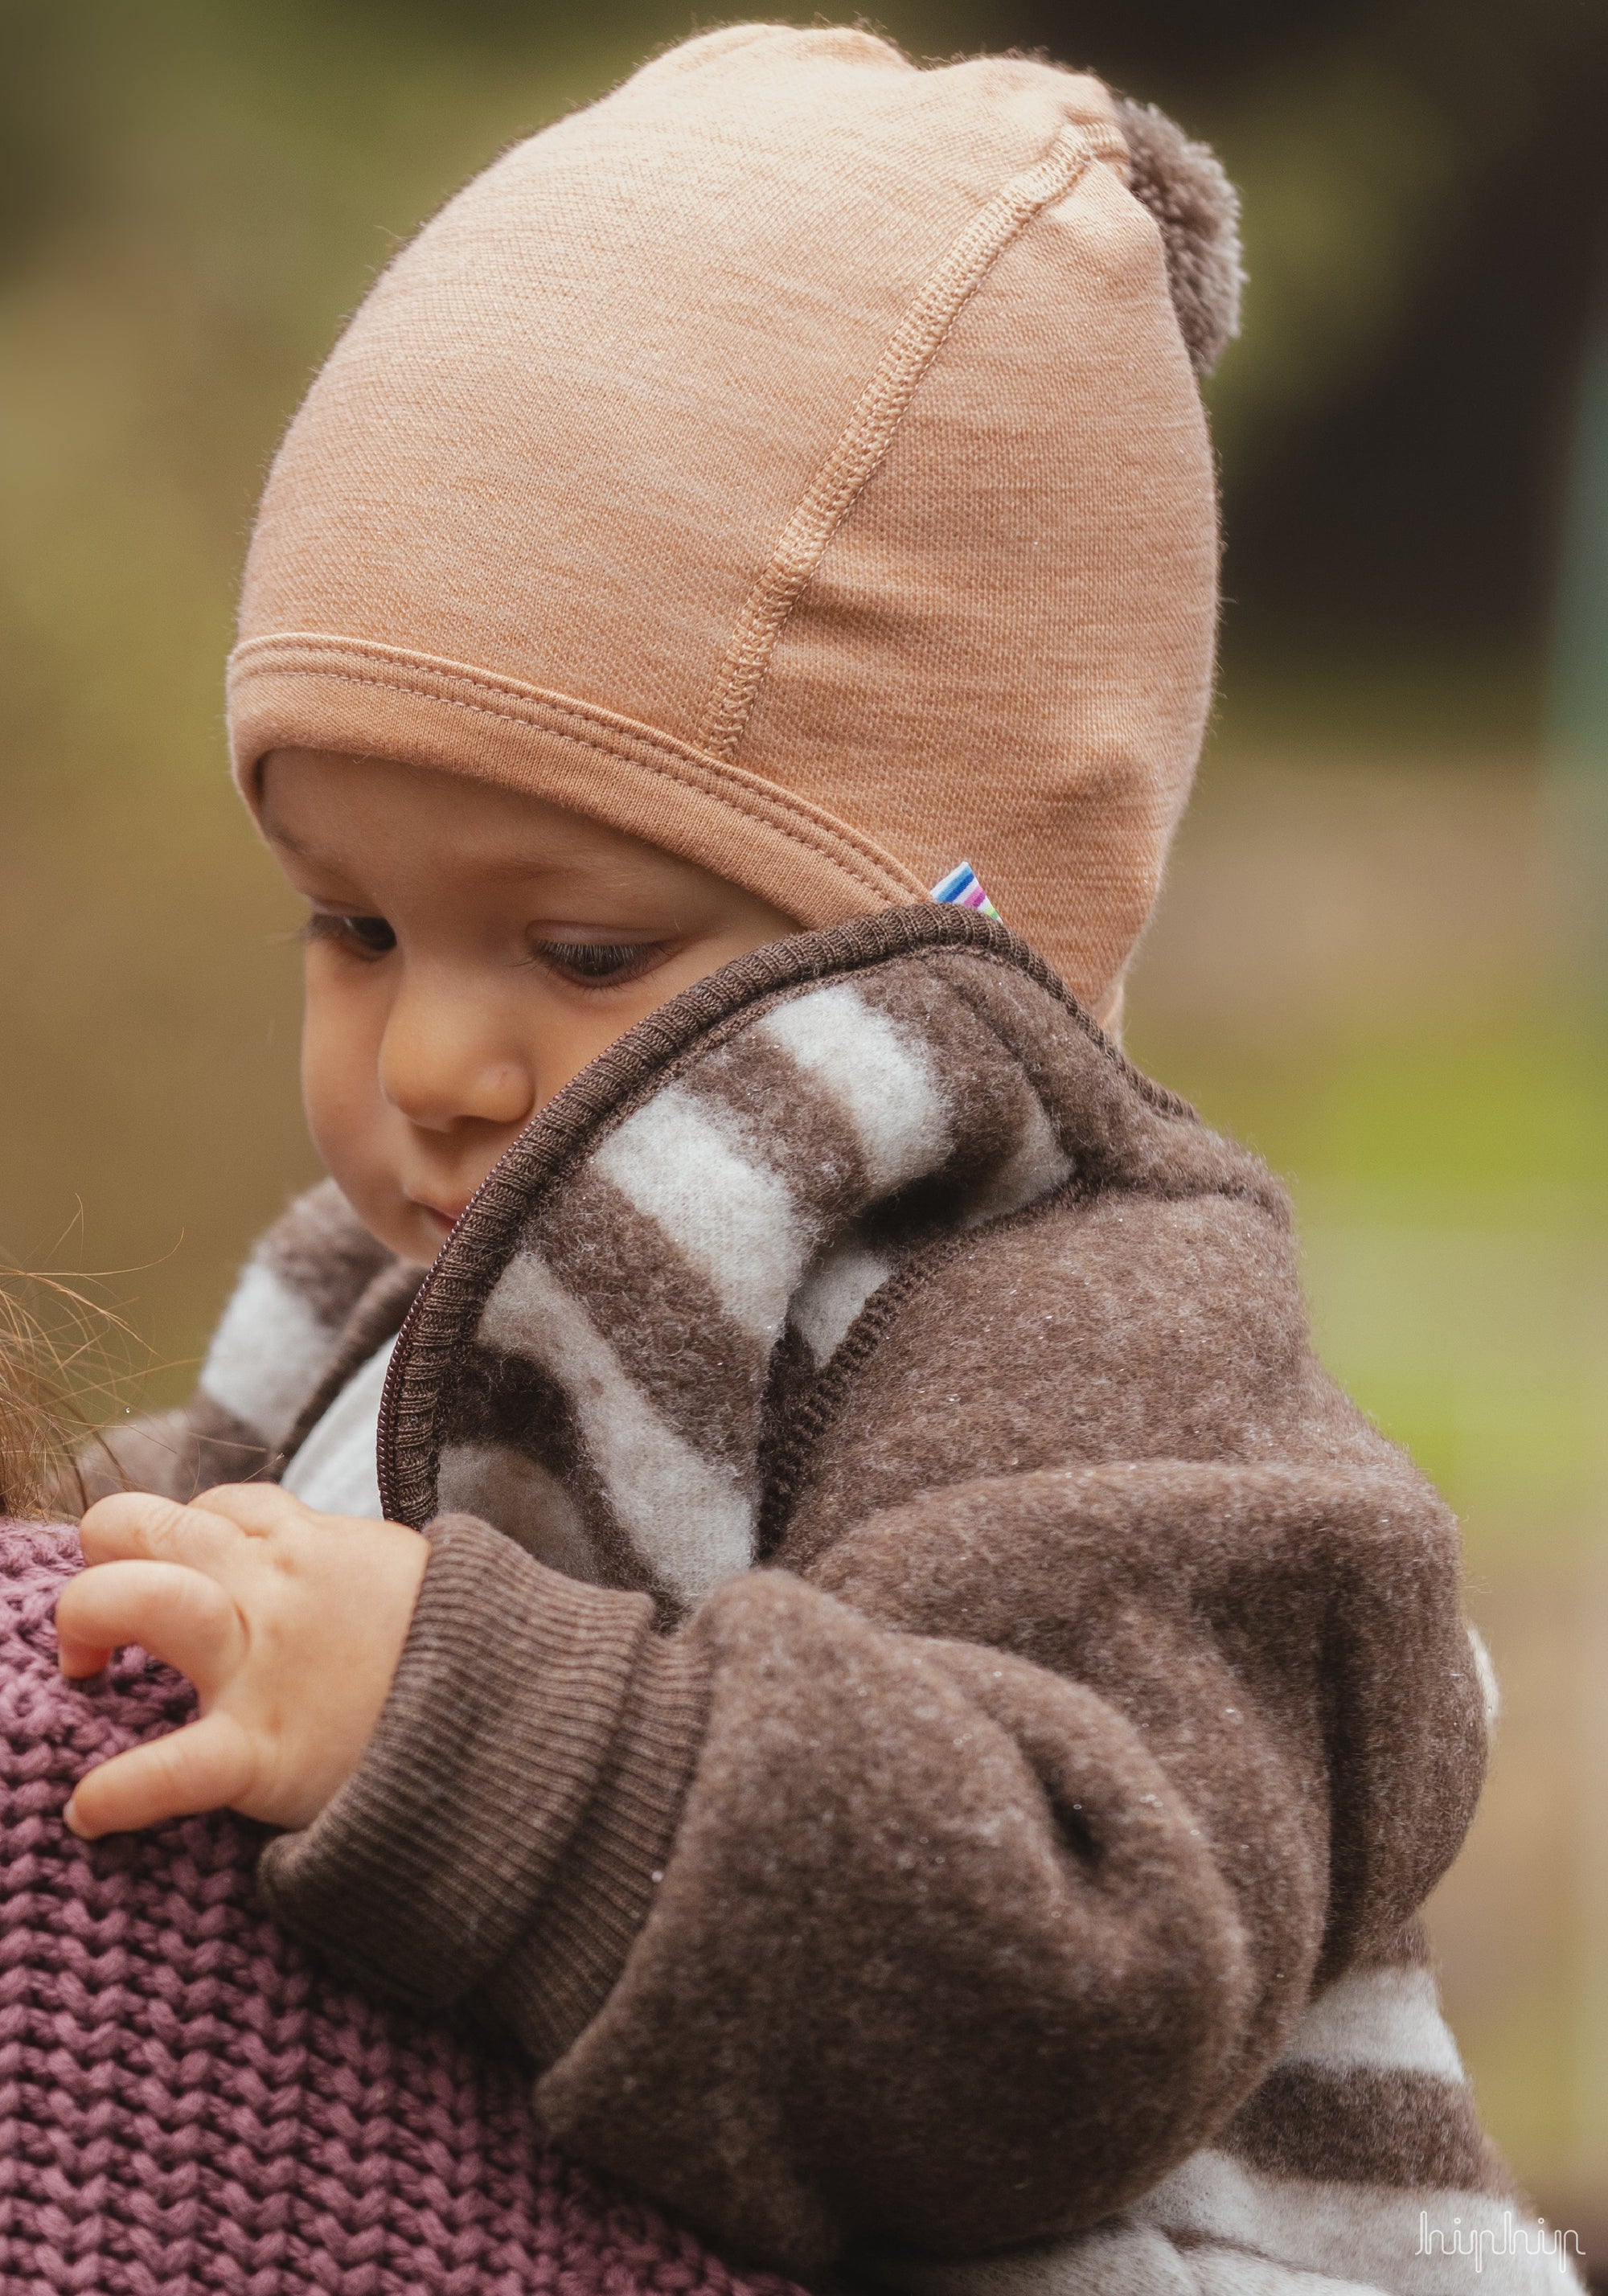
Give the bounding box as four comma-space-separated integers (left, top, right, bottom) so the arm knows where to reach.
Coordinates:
300, 973, 397, 1234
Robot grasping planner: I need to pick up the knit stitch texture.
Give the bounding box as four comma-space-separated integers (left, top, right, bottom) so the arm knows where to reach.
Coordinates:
0, 1522, 798, 2296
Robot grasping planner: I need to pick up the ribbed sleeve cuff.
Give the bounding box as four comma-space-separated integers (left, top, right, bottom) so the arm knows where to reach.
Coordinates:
256, 1515, 711, 2064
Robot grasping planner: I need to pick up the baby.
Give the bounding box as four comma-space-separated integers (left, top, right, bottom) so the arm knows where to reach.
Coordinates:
55, 27, 1569, 2295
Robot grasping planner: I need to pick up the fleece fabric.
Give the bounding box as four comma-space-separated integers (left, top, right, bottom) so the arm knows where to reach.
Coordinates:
78, 906, 1573, 2296
227, 23, 1241, 1027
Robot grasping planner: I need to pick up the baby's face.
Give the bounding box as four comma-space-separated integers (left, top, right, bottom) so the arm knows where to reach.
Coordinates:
260, 748, 796, 1265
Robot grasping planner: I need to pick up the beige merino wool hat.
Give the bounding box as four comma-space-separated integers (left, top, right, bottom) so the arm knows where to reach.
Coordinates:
229, 24, 1241, 1023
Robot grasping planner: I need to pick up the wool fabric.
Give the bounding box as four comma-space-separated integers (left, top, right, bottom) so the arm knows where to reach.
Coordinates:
228, 24, 1233, 1023
0, 1519, 801, 2296
78, 909, 1573, 2290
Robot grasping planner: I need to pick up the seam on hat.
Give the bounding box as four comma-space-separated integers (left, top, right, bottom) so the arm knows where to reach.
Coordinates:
228, 633, 928, 904
697, 117, 1129, 763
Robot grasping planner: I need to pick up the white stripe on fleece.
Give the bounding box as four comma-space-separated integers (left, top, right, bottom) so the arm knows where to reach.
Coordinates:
1468, 1623, 1501, 1732
199, 1258, 335, 1443
1135, 2153, 1582, 2295
1279, 1966, 1465, 2082
1183, 2250, 1388, 2296
478, 1248, 755, 1606
863, 2216, 1200, 2296
863, 2209, 1395, 2296
790, 1240, 893, 1365
592, 1086, 805, 1343
759, 982, 949, 1193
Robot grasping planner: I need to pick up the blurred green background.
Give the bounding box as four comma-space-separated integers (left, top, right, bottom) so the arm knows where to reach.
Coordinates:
2, 0, 1606, 2257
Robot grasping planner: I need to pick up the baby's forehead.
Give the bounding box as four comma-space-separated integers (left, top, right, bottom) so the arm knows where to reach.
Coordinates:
258, 747, 749, 907
264, 748, 604, 848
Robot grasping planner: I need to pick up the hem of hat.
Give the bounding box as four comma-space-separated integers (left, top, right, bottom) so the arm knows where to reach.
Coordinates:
227, 631, 928, 929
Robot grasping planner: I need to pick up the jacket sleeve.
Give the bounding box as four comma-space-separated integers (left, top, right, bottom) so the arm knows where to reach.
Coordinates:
256, 1447, 1486, 2278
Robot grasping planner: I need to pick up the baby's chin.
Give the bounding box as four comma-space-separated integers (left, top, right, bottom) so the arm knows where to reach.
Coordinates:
335, 1179, 456, 1269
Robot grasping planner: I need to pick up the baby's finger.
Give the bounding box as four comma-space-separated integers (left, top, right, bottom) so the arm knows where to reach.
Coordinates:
64, 1709, 255, 1839
55, 1560, 244, 1691
80, 1490, 245, 1575
55, 1623, 114, 1680
187, 1482, 313, 1539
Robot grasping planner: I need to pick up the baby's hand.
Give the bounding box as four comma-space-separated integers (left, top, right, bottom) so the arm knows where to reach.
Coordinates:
55, 1484, 429, 1839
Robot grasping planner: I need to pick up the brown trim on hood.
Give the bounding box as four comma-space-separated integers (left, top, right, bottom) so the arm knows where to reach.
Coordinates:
377, 904, 1194, 1528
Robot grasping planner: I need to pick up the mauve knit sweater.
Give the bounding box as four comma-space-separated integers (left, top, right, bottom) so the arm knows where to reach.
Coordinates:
0, 1520, 798, 2296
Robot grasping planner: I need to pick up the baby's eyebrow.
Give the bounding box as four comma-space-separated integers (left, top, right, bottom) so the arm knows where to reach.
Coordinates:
260, 818, 320, 863
261, 820, 374, 884
263, 810, 672, 904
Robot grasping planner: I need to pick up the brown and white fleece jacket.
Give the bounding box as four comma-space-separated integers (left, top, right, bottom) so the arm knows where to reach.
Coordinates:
81, 908, 1575, 2296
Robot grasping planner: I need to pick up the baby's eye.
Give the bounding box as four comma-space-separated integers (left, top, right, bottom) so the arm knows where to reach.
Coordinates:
530, 939, 667, 987
302, 911, 396, 958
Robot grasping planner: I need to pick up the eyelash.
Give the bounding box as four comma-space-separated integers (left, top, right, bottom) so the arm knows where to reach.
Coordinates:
300, 912, 395, 957
300, 913, 666, 989
528, 939, 666, 988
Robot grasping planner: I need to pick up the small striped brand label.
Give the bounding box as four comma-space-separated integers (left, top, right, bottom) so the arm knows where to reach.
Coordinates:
929, 861, 999, 919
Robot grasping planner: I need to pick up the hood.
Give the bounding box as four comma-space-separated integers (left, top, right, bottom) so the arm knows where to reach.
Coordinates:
378, 905, 1191, 1616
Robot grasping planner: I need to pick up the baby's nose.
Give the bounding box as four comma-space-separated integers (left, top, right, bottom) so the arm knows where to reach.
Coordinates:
378, 980, 533, 1133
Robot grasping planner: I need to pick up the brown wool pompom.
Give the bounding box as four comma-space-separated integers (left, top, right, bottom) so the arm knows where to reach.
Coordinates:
1115, 97, 1244, 375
